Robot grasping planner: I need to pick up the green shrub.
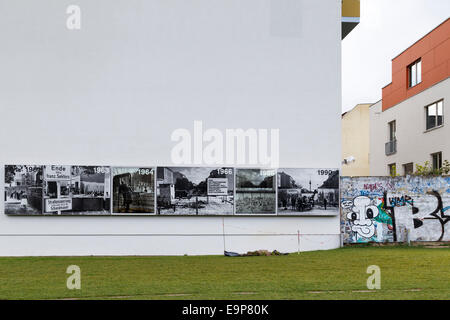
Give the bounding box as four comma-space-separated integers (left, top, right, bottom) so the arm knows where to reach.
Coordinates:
413, 160, 450, 176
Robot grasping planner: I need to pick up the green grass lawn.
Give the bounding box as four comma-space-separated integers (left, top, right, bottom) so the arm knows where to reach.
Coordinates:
0, 246, 448, 300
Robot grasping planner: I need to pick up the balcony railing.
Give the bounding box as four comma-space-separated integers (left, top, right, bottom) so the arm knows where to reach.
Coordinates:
385, 139, 397, 156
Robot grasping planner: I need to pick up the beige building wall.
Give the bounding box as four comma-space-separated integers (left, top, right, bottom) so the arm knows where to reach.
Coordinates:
342, 104, 371, 176
370, 78, 450, 176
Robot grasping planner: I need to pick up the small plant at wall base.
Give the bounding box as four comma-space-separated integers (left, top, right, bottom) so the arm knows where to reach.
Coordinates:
413, 160, 450, 176
390, 165, 400, 178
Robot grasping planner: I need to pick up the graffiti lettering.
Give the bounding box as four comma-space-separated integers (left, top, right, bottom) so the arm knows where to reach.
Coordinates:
388, 195, 414, 207
381, 192, 397, 242
363, 183, 385, 194
341, 177, 450, 243
345, 196, 380, 240
420, 191, 450, 241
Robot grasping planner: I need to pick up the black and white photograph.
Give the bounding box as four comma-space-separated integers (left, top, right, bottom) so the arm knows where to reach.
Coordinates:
235, 168, 276, 215
112, 167, 155, 214
43, 165, 111, 215
277, 168, 339, 216
156, 167, 234, 215
4, 165, 43, 215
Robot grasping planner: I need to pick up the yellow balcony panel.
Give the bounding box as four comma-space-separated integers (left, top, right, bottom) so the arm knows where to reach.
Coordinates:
342, 0, 360, 18
342, 0, 360, 39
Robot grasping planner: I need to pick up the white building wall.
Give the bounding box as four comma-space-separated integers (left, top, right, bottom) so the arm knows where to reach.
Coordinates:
0, 0, 342, 256
370, 78, 450, 176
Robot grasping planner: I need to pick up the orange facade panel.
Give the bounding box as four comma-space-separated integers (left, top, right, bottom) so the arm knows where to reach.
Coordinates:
391, 69, 406, 91
435, 38, 450, 66
382, 18, 450, 111
421, 50, 435, 74
428, 20, 450, 48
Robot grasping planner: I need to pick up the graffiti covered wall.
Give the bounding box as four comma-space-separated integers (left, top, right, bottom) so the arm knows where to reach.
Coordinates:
341, 176, 450, 243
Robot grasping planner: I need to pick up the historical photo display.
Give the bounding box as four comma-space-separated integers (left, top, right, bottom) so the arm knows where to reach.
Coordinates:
235, 168, 276, 214
277, 168, 339, 216
4, 165, 44, 215
156, 167, 234, 215
112, 167, 155, 214
42, 165, 111, 215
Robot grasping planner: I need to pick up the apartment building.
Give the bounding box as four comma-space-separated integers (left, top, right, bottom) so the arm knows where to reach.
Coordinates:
370, 18, 450, 176
342, 103, 372, 176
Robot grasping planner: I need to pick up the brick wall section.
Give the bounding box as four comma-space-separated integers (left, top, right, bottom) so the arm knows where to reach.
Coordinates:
382, 18, 450, 111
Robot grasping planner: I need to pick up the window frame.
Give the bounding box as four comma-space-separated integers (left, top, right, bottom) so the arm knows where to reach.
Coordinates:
431, 152, 442, 171
408, 59, 422, 88
388, 163, 396, 176
388, 120, 396, 142
425, 99, 444, 131
403, 163, 414, 176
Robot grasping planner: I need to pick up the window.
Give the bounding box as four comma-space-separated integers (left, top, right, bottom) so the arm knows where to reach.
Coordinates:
388, 120, 396, 141
408, 59, 422, 87
388, 163, 396, 176
426, 100, 444, 130
431, 152, 442, 170
385, 121, 397, 155
403, 163, 414, 176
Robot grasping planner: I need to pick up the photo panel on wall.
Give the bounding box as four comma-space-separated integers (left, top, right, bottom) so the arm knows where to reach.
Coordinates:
4, 165, 339, 217
42, 165, 111, 215
235, 168, 277, 215
156, 167, 234, 215
4, 165, 112, 215
4, 165, 44, 215
112, 167, 155, 215
277, 168, 340, 216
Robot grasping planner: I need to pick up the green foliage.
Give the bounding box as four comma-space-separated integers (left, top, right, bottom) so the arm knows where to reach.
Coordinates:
389, 164, 400, 178
413, 160, 450, 176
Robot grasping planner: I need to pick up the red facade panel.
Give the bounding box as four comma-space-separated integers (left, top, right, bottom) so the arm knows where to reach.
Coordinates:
382, 18, 450, 111
435, 38, 450, 66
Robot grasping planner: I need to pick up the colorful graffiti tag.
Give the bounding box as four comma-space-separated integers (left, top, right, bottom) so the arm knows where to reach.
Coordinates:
341, 176, 450, 243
